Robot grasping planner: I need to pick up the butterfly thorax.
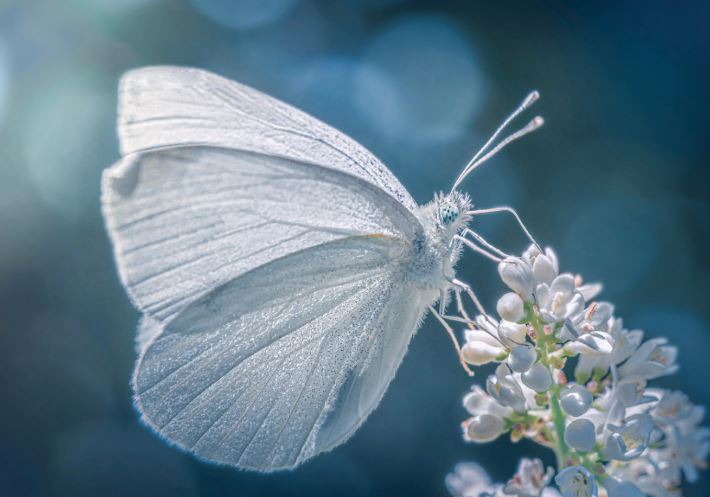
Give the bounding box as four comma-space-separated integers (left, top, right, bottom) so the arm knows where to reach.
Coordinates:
401, 191, 472, 298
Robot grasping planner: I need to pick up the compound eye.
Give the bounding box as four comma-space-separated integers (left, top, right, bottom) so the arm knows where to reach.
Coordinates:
441, 204, 459, 225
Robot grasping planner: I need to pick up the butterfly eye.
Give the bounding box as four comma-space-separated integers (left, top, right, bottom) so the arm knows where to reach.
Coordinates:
440, 203, 459, 225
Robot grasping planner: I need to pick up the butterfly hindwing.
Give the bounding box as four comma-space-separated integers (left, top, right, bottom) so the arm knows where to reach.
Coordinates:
134, 236, 425, 471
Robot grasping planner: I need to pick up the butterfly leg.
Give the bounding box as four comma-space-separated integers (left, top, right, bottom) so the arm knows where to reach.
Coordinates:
450, 278, 488, 317
467, 205, 541, 251
429, 306, 474, 376
454, 234, 503, 263
461, 228, 510, 259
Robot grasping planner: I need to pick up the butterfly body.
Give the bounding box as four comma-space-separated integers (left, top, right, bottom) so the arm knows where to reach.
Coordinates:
402, 192, 472, 298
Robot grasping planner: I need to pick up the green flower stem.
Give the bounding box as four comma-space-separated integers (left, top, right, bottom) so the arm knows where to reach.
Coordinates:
549, 384, 571, 470
526, 303, 572, 472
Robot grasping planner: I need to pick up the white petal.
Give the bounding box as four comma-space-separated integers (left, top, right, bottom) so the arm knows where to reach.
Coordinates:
550, 274, 576, 299
465, 328, 504, 348
498, 257, 534, 301
533, 254, 557, 285
578, 283, 602, 302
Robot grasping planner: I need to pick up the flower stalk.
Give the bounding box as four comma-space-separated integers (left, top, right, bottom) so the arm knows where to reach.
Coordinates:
447, 245, 708, 497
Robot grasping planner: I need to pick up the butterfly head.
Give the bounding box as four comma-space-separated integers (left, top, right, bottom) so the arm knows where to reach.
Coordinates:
434, 191, 472, 236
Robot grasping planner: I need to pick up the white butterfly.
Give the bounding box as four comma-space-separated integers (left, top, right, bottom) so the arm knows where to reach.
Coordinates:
101, 66, 543, 472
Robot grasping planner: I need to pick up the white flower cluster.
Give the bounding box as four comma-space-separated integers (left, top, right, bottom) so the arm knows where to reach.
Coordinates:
448, 246, 708, 497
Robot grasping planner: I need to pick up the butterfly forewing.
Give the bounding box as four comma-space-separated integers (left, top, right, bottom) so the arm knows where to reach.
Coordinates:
102, 147, 420, 322
118, 66, 418, 213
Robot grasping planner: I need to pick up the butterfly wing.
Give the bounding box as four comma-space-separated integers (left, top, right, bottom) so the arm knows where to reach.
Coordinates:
134, 236, 426, 471
103, 147, 429, 470
102, 147, 421, 322
118, 66, 417, 213
107, 68, 432, 470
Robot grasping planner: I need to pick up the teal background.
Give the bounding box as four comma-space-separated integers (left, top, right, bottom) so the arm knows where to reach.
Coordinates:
0, 1, 708, 496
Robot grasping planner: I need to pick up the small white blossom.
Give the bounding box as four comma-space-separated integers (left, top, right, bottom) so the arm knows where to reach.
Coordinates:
446, 462, 494, 497
497, 292, 526, 322
614, 375, 656, 409
487, 364, 528, 413
580, 302, 615, 331
656, 403, 709, 483
565, 418, 597, 452
565, 331, 614, 357
561, 301, 613, 340
603, 413, 656, 461
560, 384, 593, 417
652, 390, 693, 426
464, 385, 512, 419
498, 257, 535, 301
535, 274, 585, 324
618, 338, 678, 380
575, 320, 642, 381
503, 458, 555, 497
521, 363, 553, 393
555, 466, 597, 497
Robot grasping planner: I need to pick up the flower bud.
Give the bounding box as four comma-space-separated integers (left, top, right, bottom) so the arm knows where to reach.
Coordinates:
463, 414, 505, 443
462, 342, 504, 366
508, 344, 537, 372
498, 320, 528, 345
560, 384, 593, 417
564, 418, 596, 452
498, 257, 534, 301
521, 363, 553, 392
496, 292, 525, 322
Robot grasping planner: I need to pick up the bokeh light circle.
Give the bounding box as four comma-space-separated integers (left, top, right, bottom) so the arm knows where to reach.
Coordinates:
361, 14, 486, 144
189, 0, 300, 30
22, 72, 114, 221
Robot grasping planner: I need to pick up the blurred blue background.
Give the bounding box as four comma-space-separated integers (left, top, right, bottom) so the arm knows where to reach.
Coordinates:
0, 1, 708, 496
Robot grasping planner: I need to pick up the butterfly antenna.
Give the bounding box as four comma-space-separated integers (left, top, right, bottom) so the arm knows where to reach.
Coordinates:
451, 91, 543, 192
